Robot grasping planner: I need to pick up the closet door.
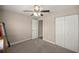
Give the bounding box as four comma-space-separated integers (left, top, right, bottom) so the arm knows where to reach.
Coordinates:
74, 15, 78, 52
64, 15, 78, 52
56, 17, 65, 47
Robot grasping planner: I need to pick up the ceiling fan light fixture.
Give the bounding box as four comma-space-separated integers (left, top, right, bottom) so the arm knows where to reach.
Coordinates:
24, 5, 49, 16
33, 12, 38, 16
33, 12, 41, 16
33, 5, 40, 12
38, 12, 41, 16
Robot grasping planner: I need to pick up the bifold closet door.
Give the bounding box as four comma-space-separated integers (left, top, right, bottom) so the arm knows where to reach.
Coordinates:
56, 15, 78, 52
64, 15, 78, 52
74, 15, 78, 52
56, 17, 65, 47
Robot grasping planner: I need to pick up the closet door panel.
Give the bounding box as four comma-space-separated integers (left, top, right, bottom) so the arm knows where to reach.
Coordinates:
64, 16, 74, 51
73, 15, 78, 52
56, 17, 65, 47
64, 15, 78, 51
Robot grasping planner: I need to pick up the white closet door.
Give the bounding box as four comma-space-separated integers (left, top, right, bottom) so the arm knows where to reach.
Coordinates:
64, 15, 78, 52
74, 15, 78, 52
32, 19, 38, 39
56, 17, 65, 47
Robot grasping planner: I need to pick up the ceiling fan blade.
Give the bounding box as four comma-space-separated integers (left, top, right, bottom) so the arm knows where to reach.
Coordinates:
24, 10, 50, 12
41, 10, 50, 12
31, 14, 33, 16
24, 10, 33, 12
40, 14, 43, 16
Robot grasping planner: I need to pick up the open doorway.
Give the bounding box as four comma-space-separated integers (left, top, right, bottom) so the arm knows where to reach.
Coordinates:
38, 20, 43, 39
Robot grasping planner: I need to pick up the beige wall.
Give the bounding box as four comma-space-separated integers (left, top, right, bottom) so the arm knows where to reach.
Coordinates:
43, 13, 55, 44
1, 10, 32, 44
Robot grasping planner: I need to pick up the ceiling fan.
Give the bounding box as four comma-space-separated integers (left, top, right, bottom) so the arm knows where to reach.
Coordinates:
23, 5, 50, 16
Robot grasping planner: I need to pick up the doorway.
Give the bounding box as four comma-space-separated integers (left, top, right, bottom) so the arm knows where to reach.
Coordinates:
32, 19, 38, 39
32, 19, 43, 39
38, 20, 43, 39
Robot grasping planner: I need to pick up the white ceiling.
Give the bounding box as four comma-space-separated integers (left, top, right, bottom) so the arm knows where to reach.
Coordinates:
0, 5, 79, 16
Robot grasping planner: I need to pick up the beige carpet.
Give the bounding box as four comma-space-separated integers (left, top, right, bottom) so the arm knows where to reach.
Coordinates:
5, 39, 75, 53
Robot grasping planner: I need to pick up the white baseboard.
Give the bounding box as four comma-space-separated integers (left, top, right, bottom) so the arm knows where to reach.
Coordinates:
10, 37, 40, 46
43, 39, 56, 44
10, 38, 32, 46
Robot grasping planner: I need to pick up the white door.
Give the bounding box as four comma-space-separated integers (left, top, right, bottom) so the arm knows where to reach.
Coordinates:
64, 15, 78, 52
32, 19, 38, 39
56, 15, 78, 52
56, 17, 65, 47
74, 15, 78, 52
